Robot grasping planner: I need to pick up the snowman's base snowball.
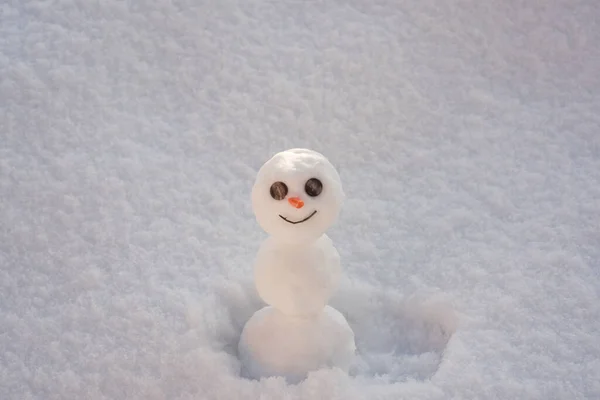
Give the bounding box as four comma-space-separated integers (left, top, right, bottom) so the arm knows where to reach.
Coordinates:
238, 305, 356, 383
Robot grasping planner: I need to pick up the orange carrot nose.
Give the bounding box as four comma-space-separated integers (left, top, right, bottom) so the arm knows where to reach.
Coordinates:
288, 197, 304, 209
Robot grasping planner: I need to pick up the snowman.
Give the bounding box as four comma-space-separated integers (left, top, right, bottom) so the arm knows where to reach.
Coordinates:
238, 148, 356, 383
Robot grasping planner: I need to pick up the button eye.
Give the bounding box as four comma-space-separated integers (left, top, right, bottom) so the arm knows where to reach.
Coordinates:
305, 178, 323, 197
270, 181, 288, 200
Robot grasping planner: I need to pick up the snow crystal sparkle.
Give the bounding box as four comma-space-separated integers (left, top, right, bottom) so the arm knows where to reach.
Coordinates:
238, 149, 356, 383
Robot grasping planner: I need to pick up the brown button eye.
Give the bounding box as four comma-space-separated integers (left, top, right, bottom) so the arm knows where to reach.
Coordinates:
305, 178, 323, 197
270, 181, 288, 200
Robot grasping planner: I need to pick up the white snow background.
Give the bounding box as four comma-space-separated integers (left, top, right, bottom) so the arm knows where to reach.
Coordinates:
1, 0, 600, 399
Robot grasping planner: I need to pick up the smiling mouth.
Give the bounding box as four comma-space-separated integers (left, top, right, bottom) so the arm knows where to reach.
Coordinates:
279, 210, 317, 224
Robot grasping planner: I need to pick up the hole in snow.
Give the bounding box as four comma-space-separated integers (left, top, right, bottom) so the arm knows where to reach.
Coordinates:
331, 283, 458, 382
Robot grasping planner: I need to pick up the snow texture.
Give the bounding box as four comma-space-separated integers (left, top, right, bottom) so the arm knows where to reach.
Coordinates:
1, 0, 599, 399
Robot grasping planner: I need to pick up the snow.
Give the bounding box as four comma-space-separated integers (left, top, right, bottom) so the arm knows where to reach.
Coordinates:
1, 0, 599, 399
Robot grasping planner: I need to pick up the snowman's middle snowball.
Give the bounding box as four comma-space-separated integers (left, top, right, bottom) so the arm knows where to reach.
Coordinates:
254, 234, 341, 316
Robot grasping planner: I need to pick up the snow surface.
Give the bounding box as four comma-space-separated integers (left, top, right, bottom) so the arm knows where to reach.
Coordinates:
1, 0, 600, 399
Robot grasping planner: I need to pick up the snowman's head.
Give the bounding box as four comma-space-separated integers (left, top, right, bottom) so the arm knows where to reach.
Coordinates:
252, 149, 344, 243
